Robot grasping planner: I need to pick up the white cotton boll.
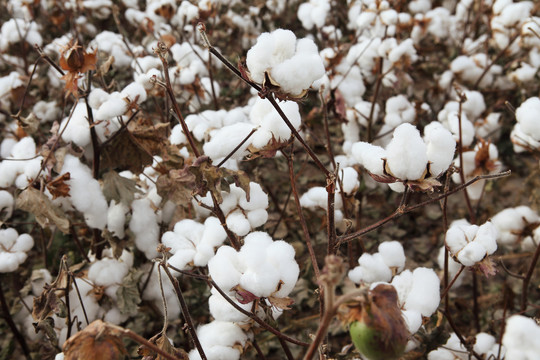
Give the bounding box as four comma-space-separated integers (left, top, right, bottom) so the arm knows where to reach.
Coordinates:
189, 321, 247, 360
349, 253, 392, 284
409, 0, 431, 13
265, 240, 299, 297
339, 167, 359, 195
402, 309, 423, 334
509, 62, 537, 83
457, 241, 486, 266
386, 124, 428, 180
378, 241, 405, 271
129, 198, 159, 259
120, 82, 147, 104
502, 315, 540, 359
384, 95, 416, 127
226, 210, 251, 237
445, 111, 475, 147
0, 190, 14, 219
95, 96, 127, 120
240, 264, 281, 297
516, 97, 540, 141
88, 88, 110, 109
351, 142, 386, 176
208, 246, 242, 291
391, 269, 413, 305
246, 29, 297, 84
208, 289, 251, 322
404, 268, 440, 316
250, 98, 301, 148
388, 39, 417, 64
238, 183, 268, 211
462, 91, 486, 120
332, 67, 366, 107
107, 200, 128, 238
437, 246, 464, 288
62, 155, 108, 229
424, 121, 456, 177
60, 101, 91, 147
300, 187, 328, 209
246, 208, 268, 229
203, 123, 254, 161
170, 124, 187, 145
474, 222, 498, 255
473, 333, 496, 354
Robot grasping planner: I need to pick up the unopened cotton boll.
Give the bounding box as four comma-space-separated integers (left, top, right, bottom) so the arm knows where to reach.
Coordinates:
386, 123, 428, 180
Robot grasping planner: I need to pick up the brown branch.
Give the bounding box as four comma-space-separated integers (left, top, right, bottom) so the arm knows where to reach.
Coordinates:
521, 238, 540, 312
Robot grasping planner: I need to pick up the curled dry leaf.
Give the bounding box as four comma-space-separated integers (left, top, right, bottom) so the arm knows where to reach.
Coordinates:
46, 172, 71, 199
59, 40, 97, 97
16, 187, 70, 233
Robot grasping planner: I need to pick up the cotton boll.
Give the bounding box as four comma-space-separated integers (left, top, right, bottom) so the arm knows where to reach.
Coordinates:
129, 198, 159, 259
457, 241, 487, 266
473, 333, 496, 354
265, 240, 299, 297
338, 167, 359, 195
95, 96, 128, 121
351, 142, 386, 176
515, 97, 540, 141
120, 82, 147, 103
403, 267, 440, 317
300, 187, 328, 209
208, 246, 243, 291
492, 206, 540, 246
424, 121, 456, 177
246, 208, 268, 230
437, 246, 464, 288
238, 183, 268, 211
203, 123, 254, 161
349, 253, 392, 284
62, 155, 108, 229
474, 222, 498, 254
107, 201, 128, 238
402, 309, 423, 334
226, 210, 252, 237
384, 95, 416, 127
503, 315, 540, 359
0, 190, 14, 219
378, 241, 405, 271
189, 321, 247, 360
88, 88, 110, 109
208, 289, 251, 322
249, 98, 301, 148
386, 123, 428, 180
391, 269, 413, 305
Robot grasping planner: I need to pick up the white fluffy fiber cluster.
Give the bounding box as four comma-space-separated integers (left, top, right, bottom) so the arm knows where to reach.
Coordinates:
189, 321, 248, 360
196, 182, 268, 236
162, 217, 227, 270
246, 29, 325, 97
491, 206, 540, 250
428, 332, 504, 360
0, 137, 43, 188
129, 197, 161, 260
352, 122, 455, 190
0, 18, 42, 51
61, 154, 108, 230
348, 241, 405, 284
87, 249, 134, 301
446, 219, 498, 267
297, 0, 330, 30
249, 97, 301, 148
348, 0, 411, 38
0, 228, 34, 273
208, 231, 299, 307
169, 43, 210, 85
512, 97, 540, 153
389, 267, 440, 334
502, 315, 540, 359
0, 190, 14, 220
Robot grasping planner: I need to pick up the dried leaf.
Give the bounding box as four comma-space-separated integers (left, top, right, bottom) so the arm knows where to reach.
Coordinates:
138, 332, 189, 360
267, 296, 294, 310
32, 285, 66, 321
131, 121, 169, 156
102, 170, 141, 206
46, 172, 71, 199
116, 269, 143, 316
231, 285, 260, 304
156, 168, 195, 207
16, 187, 70, 233
367, 171, 397, 184
100, 129, 153, 174
63, 320, 128, 360
33, 317, 58, 345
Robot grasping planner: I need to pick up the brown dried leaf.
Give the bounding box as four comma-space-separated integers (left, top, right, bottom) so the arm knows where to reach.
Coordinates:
63, 320, 128, 360
131, 121, 169, 156
231, 285, 260, 304
156, 167, 195, 207
102, 170, 141, 206
16, 187, 70, 233
267, 295, 294, 310
46, 172, 71, 199
100, 130, 153, 174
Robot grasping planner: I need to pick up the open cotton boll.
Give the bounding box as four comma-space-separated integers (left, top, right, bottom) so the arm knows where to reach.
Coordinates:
107, 200, 128, 239
378, 241, 406, 271
0, 190, 14, 219
246, 29, 324, 97
399, 267, 440, 317
88, 88, 110, 109
427, 333, 467, 360
189, 321, 248, 360
384, 95, 416, 127
297, 0, 330, 30
446, 220, 498, 267
238, 182, 269, 211
386, 123, 428, 180
515, 97, 540, 141
249, 98, 301, 148
351, 142, 386, 176
60, 101, 91, 147
439, 110, 475, 147
503, 315, 540, 359
0, 228, 34, 273
0, 137, 41, 189
348, 253, 392, 284
338, 167, 359, 195
61, 155, 108, 229
120, 82, 147, 103
401, 309, 423, 334
129, 198, 159, 259
423, 121, 456, 177
437, 246, 465, 288
208, 288, 252, 322
208, 246, 243, 291
491, 206, 540, 246
95, 96, 127, 121
0, 19, 42, 51
203, 122, 254, 161
87, 249, 133, 299
91, 31, 133, 68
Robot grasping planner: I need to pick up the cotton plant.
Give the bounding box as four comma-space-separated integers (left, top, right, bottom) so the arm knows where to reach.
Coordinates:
352, 122, 456, 192
188, 320, 248, 360
348, 241, 406, 284
451, 139, 502, 200
445, 219, 498, 276
207, 232, 300, 323
161, 216, 227, 270
511, 96, 540, 153
428, 332, 504, 360
194, 182, 269, 237
491, 0, 534, 55
0, 228, 34, 273
245, 28, 325, 98
0, 136, 43, 189
491, 206, 540, 251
